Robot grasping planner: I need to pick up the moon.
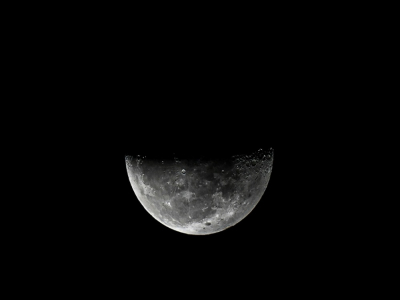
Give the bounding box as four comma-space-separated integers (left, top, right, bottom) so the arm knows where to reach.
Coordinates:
125, 148, 273, 235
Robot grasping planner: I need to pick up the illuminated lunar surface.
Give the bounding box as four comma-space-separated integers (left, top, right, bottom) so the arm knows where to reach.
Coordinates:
125, 148, 273, 235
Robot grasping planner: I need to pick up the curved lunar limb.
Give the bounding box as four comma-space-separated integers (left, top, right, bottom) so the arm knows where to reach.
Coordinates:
125, 148, 273, 235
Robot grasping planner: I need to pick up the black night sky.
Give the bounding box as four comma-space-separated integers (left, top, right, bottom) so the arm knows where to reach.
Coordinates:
57, 45, 339, 278
74, 78, 323, 263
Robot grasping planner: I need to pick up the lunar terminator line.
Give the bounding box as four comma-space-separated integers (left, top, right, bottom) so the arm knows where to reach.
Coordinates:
125, 148, 273, 235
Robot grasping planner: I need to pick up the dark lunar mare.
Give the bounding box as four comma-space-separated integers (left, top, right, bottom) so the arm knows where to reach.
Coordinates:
125, 148, 273, 235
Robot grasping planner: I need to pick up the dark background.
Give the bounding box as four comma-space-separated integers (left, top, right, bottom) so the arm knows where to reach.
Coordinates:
67, 74, 336, 275
11, 6, 373, 292
43, 26, 348, 281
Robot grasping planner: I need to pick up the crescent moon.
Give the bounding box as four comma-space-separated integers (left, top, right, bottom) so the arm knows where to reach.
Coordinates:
125, 148, 273, 235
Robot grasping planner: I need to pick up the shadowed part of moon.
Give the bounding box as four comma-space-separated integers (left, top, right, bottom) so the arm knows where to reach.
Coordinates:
125, 149, 273, 235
